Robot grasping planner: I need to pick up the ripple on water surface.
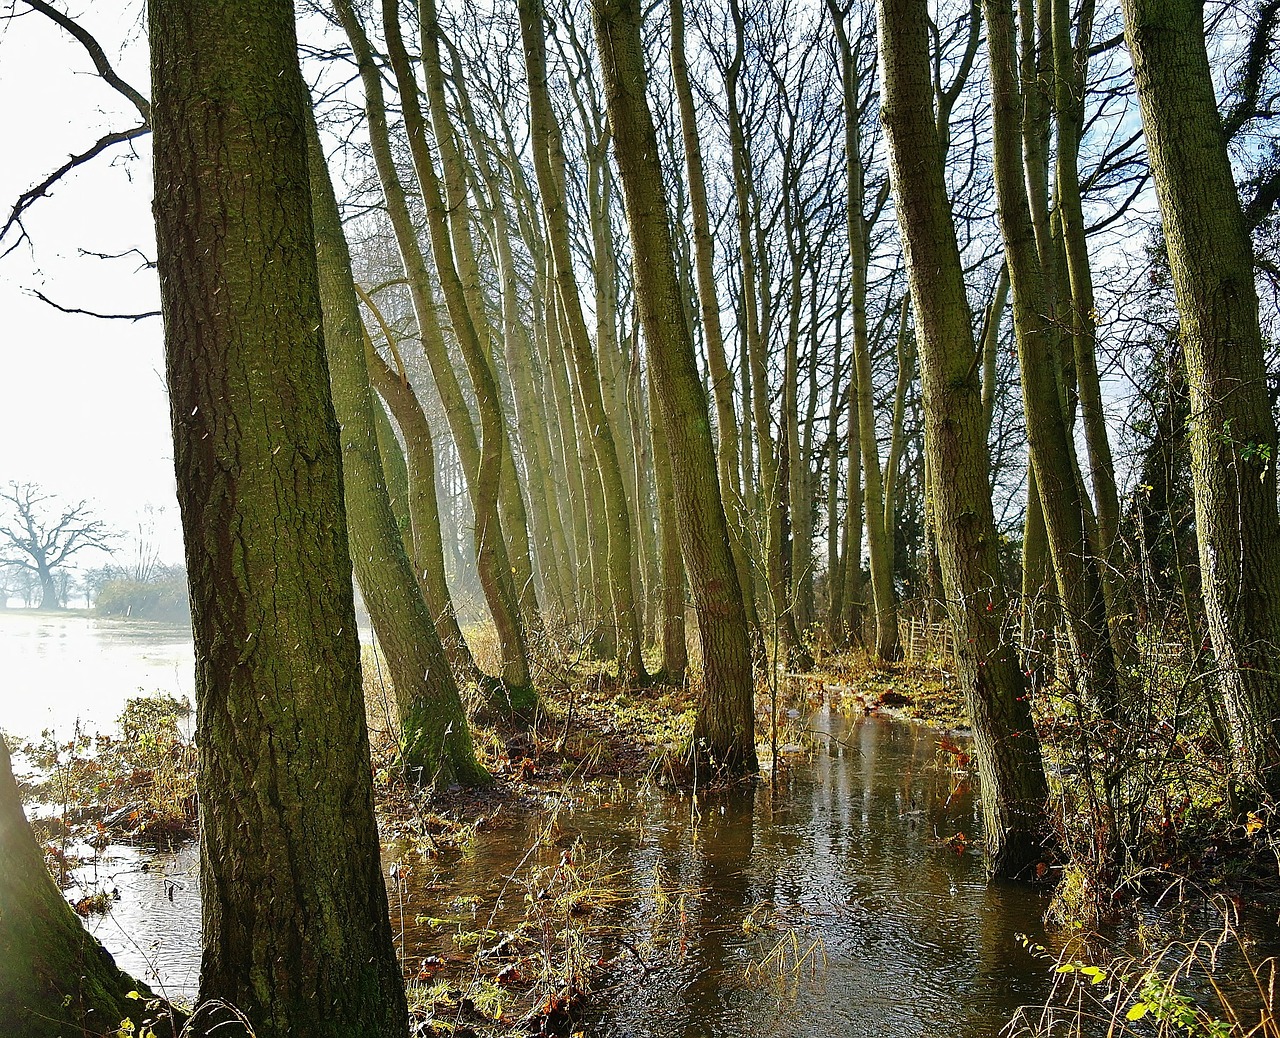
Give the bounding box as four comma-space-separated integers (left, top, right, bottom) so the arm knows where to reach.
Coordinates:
68, 713, 1080, 1034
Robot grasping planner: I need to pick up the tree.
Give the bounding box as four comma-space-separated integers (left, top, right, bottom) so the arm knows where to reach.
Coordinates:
983, 0, 1119, 717
0, 482, 114, 609
336, 0, 535, 704
593, 0, 759, 775
149, 0, 407, 1032
669, 0, 758, 643
1122, 0, 1280, 801
831, 0, 899, 661
0, 737, 175, 1037
307, 110, 489, 782
878, 0, 1049, 876
517, 0, 649, 683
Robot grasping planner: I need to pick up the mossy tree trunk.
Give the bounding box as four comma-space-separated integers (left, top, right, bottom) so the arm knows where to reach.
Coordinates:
1052, 0, 1126, 643
375, 0, 535, 703
308, 114, 488, 784
0, 739, 169, 1037
417, 0, 542, 632
517, 0, 648, 683
879, 0, 1050, 877
649, 370, 688, 682
149, 0, 408, 1030
359, 290, 479, 680
593, 0, 759, 775
333, 0, 533, 703
1123, 0, 1280, 799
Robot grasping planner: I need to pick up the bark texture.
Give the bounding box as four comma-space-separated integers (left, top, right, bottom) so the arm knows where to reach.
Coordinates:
594, 0, 759, 775
1123, 0, 1280, 798
150, 1, 407, 1030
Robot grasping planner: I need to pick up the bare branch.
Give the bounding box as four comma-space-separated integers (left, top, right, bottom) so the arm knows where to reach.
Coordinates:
1, 1, 152, 250
27, 288, 160, 321
77, 246, 157, 270
0, 124, 150, 254
19, 0, 150, 122
1223, 0, 1280, 141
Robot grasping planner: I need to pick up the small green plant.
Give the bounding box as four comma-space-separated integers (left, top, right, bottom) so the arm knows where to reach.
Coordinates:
1008, 924, 1278, 1037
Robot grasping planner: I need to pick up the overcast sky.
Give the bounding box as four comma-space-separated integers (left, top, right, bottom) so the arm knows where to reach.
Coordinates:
0, 3, 185, 566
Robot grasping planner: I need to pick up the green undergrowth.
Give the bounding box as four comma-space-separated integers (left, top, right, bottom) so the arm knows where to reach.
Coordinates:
815, 650, 966, 730
1009, 916, 1279, 1037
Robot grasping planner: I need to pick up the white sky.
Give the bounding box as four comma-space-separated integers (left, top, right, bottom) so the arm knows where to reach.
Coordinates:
0, 3, 184, 567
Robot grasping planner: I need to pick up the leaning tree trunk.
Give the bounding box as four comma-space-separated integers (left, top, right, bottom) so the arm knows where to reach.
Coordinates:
308, 113, 490, 781
878, 0, 1049, 877
358, 288, 480, 680
150, 0, 408, 1031
669, 0, 758, 640
336, 0, 533, 702
593, 0, 759, 775
0, 739, 173, 1037
1123, 0, 1280, 800
418, 0, 541, 630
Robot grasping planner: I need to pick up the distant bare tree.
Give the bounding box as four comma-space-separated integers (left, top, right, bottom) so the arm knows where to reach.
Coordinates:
0, 483, 114, 609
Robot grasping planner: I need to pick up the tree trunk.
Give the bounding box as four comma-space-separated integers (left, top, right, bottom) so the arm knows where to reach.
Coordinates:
726, 0, 809, 670
1053, 0, 1121, 603
594, 0, 759, 775
669, 0, 759, 640
149, 0, 408, 1029
453, 76, 569, 621
882, 293, 917, 611
650, 370, 688, 682
984, 0, 1118, 716
308, 115, 490, 782
878, 0, 1049, 877
359, 289, 479, 679
517, 0, 647, 683
36, 567, 60, 610
417, 0, 542, 631
829, 0, 880, 655
842, 309, 867, 643
1123, 0, 1280, 799
339, 0, 533, 701
0, 739, 172, 1037
826, 315, 848, 647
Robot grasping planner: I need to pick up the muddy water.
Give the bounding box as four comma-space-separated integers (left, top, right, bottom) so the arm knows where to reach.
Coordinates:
81, 708, 1064, 1035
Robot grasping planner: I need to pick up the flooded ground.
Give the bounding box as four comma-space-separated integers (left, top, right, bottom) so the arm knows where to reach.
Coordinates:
0, 609, 194, 739
17, 614, 1269, 1035
71, 708, 1069, 1036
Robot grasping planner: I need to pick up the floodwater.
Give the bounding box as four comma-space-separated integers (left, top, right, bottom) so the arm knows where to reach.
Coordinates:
15, 614, 1267, 1036
66, 707, 1064, 1036
0, 609, 195, 739
388, 711, 1058, 1038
